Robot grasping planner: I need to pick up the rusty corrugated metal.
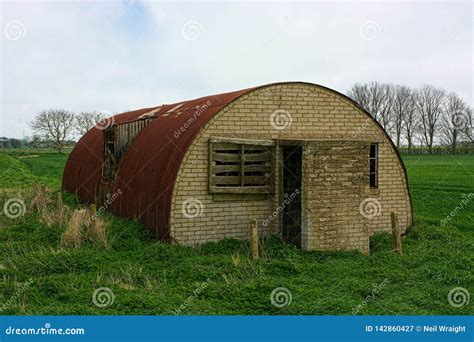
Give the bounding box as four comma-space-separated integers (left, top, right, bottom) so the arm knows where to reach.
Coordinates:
62, 87, 256, 240
62, 106, 160, 205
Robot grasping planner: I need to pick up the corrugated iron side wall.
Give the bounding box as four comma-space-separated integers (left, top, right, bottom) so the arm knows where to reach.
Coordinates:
62, 106, 159, 203
107, 89, 254, 240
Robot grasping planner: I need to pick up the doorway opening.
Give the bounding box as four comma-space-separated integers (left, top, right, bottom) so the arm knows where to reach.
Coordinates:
282, 145, 302, 248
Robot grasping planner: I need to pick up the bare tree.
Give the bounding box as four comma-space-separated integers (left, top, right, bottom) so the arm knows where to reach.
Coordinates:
440, 92, 470, 153
378, 83, 394, 134
30, 109, 75, 153
75, 111, 106, 136
463, 107, 473, 142
347, 83, 371, 112
414, 85, 446, 154
390, 85, 416, 149
402, 90, 418, 153
347, 82, 394, 132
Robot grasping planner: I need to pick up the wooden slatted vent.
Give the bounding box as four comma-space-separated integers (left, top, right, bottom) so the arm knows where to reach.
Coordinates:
102, 118, 154, 180
209, 140, 274, 194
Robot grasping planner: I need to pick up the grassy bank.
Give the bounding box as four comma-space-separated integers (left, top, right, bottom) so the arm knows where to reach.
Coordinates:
0, 152, 472, 315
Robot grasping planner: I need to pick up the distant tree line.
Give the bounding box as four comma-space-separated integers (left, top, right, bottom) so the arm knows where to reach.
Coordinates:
347, 82, 473, 154
0, 137, 25, 149
1, 110, 109, 153
23, 109, 110, 153
3, 89, 473, 155
0, 136, 76, 150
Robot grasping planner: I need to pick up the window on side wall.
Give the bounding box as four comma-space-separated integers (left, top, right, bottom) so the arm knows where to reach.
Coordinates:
102, 126, 117, 180
209, 138, 275, 194
369, 143, 378, 188
102, 118, 154, 181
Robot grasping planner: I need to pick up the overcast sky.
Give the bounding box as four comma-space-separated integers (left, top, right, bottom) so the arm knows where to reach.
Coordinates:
0, 0, 472, 138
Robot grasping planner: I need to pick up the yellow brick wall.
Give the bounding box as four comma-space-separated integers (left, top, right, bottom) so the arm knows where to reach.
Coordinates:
302, 141, 372, 253
169, 83, 412, 251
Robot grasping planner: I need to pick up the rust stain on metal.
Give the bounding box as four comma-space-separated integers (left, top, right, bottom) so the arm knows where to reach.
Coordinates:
62, 87, 256, 240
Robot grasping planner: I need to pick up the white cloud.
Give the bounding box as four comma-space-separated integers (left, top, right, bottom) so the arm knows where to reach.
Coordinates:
1, 0, 472, 138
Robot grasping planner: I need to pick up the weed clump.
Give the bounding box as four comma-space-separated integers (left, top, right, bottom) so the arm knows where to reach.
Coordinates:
61, 209, 90, 248
86, 216, 110, 249
29, 183, 50, 214
61, 207, 110, 249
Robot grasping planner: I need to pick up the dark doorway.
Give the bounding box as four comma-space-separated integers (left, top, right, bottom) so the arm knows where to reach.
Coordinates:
282, 145, 302, 248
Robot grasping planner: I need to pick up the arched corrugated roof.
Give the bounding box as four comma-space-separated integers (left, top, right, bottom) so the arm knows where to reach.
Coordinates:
62, 82, 412, 240
62, 105, 161, 204
62, 86, 257, 239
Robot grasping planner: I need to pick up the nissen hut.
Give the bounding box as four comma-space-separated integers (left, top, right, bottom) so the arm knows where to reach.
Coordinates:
63, 82, 412, 253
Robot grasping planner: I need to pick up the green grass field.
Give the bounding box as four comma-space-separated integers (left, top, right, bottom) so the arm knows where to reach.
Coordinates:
0, 151, 472, 315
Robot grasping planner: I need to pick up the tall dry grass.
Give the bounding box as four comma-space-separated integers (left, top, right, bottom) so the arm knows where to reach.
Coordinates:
60, 207, 110, 250
86, 216, 110, 249
60, 209, 90, 248
29, 183, 50, 214
15, 183, 111, 249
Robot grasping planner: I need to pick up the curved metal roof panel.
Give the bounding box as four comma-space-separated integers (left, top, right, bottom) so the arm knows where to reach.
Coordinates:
62, 87, 256, 239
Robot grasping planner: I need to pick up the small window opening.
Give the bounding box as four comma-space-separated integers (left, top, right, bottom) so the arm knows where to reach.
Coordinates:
369, 143, 378, 188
